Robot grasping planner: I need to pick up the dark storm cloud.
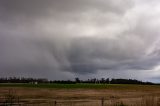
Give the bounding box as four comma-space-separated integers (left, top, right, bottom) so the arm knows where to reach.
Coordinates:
67, 37, 160, 74
0, 0, 133, 15
0, 0, 160, 81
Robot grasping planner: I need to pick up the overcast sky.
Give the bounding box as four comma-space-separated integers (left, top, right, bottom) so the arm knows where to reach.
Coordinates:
1, 0, 160, 82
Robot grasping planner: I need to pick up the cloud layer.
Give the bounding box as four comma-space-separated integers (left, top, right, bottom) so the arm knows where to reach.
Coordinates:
1, 0, 160, 81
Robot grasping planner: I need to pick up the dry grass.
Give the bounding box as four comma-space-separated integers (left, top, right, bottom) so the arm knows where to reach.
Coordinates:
0, 85, 160, 106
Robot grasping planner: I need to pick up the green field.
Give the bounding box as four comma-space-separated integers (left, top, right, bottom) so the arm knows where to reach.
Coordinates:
0, 83, 160, 90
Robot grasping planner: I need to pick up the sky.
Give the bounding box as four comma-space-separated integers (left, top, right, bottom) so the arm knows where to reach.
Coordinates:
1, 0, 160, 82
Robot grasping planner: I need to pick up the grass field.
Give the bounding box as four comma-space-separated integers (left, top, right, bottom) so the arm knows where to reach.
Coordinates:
0, 83, 160, 90
0, 83, 160, 106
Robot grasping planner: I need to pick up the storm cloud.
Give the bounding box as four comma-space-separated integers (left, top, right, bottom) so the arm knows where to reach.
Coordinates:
1, 0, 160, 81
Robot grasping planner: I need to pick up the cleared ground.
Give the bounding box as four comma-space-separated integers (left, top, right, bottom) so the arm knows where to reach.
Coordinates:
0, 84, 160, 106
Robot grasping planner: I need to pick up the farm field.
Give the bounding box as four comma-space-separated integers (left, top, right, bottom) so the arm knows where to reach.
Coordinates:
0, 83, 160, 106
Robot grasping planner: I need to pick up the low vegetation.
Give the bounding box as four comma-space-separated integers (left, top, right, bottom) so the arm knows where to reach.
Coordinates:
0, 77, 159, 105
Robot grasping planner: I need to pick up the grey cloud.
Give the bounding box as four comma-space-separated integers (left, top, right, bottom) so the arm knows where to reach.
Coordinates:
0, 0, 133, 15
0, 36, 73, 79
0, 0, 160, 81
67, 37, 160, 74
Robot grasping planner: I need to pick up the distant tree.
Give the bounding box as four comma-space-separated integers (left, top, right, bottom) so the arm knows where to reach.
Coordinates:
105, 78, 110, 84
100, 78, 105, 83
75, 77, 80, 83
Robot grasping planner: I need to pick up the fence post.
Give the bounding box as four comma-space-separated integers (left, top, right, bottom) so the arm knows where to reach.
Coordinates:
54, 100, 57, 106
101, 97, 104, 106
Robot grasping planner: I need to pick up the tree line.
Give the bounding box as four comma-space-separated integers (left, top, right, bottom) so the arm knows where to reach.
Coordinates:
0, 77, 154, 85
74, 78, 153, 85
0, 77, 48, 83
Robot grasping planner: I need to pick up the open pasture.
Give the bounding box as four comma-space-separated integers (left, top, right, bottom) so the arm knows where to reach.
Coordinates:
0, 84, 160, 106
